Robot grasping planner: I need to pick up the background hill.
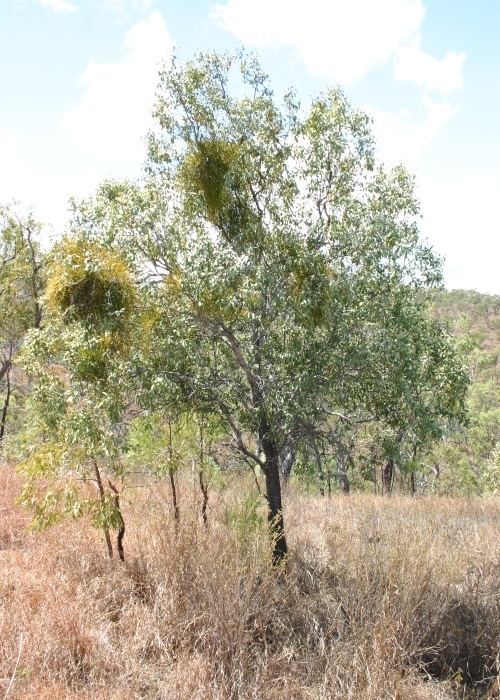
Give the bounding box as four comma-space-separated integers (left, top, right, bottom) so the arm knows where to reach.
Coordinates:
429, 290, 500, 494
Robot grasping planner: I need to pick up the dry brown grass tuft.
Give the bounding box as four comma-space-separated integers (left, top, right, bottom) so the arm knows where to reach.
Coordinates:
1, 468, 499, 699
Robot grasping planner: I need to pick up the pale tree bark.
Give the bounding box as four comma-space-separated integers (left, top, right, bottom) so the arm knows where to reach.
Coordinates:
281, 444, 295, 487
311, 438, 325, 496
337, 443, 350, 494
382, 458, 394, 496
92, 459, 113, 559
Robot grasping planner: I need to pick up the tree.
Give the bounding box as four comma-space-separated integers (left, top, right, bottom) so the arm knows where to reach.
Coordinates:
19, 238, 135, 560
0, 206, 44, 444
72, 51, 460, 562
370, 300, 468, 494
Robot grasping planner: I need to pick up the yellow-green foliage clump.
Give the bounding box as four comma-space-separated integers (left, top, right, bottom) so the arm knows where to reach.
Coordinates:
181, 139, 253, 244
46, 238, 135, 335
181, 139, 240, 220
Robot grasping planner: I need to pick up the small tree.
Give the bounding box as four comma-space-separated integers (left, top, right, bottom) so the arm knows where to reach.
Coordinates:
19, 238, 135, 560
0, 206, 44, 444
369, 304, 468, 494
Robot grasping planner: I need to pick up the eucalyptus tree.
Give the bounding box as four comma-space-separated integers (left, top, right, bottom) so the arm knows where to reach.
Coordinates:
73, 51, 458, 561
394, 337, 467, 495
0, 206, 44, 443
19, 238, 136, 560
369, 298, 468, 494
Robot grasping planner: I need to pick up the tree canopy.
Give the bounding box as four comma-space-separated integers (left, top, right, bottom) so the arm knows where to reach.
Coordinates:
53, 51, 468, 561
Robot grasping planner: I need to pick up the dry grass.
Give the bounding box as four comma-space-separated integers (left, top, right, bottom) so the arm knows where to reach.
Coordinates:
1, 468, 499, 699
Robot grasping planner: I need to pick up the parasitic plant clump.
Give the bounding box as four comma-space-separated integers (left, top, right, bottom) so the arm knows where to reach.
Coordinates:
46, 238, 136, 337
180, 139, 255, 248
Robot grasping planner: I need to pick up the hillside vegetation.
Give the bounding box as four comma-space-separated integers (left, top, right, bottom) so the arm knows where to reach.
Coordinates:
428, 290, 500, 494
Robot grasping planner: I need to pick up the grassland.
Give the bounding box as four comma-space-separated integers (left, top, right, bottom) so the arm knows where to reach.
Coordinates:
1, 468, 499, 699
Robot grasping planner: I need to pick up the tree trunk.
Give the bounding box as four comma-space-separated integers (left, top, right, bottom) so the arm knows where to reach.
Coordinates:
167, 421, 180, 524
93, 459, 113, 558
169, 469, 179, 523
382, 458, 394, 496
108, 480, 125, 562
281, 445, 295, 487
198, 421, 208, 527
0, 360, 12, 442
311, 439, 325, 496
198, 471, 209, 527
337, 445, 350, 494
26, 225, 43, 330
262, 438, 287, 564
0, 358, 12, 383
410, 471, 416, 495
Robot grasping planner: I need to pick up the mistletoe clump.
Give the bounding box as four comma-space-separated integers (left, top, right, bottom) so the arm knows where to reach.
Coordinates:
181, 139, 254, 247
46, 238, 135, 335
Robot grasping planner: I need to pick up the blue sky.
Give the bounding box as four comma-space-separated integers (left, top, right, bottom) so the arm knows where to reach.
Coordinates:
1, 0, 498, 292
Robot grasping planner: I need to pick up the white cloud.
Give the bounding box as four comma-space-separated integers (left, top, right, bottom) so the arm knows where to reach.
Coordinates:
0, 129, 17, 185
36, 0, 154, 12
37, 0, 77, 12
419, 174, 500, 293
213, 0, 425, 84
353, 110, 500, 293
212, 0, 466, 184
395, 47, 466, 93
101, 0, 154, 10
62, 11, 172, 168
369, 96, 456, 168
213, 0, 465, 97
0, 127, 71, 237
0, 12, 172, 238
